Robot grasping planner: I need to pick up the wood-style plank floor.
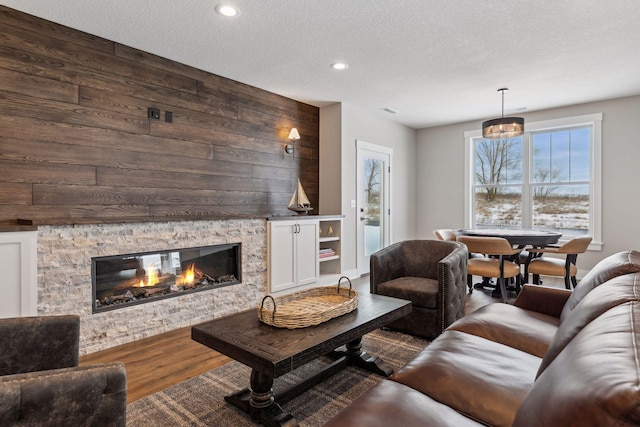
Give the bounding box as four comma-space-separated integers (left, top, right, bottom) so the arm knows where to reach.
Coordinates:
79, 326, 231, 403
80, 274, 563, 403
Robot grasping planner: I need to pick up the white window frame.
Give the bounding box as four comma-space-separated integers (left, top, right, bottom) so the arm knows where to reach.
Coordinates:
464, 113, 602, 251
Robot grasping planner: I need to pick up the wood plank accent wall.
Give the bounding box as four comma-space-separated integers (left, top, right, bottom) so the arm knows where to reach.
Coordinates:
0, 6, 319, 224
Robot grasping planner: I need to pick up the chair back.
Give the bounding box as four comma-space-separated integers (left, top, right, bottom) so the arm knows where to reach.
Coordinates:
556, 236, 592, 254
433, 229, 457, 241
457, 235, 518, 256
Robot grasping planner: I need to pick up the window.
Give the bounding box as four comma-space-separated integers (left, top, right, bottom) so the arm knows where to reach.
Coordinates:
464, 113, 602, 249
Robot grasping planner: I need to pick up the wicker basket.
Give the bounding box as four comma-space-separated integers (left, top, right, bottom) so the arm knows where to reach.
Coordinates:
258, 276, 358, 329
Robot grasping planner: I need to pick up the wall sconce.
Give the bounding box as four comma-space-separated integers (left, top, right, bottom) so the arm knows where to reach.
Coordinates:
285, 128, 300, 154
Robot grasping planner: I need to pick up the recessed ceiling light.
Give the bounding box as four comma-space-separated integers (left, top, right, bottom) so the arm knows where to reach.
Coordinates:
215, 4, 240, 17
330, 62, 349, 70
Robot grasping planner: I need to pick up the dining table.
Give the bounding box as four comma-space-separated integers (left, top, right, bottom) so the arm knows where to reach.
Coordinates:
454, 228, 562, 248
454, 228, 563, 296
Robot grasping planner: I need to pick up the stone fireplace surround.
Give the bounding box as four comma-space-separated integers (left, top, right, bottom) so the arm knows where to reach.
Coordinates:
37, 219, 266, 355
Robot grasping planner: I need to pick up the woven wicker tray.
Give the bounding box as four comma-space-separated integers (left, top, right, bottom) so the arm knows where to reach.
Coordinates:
258, 276, 358, 329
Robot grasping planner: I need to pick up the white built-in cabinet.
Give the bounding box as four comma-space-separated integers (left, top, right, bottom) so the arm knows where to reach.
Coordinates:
268, 216, 343, 294
0, 230, 38, 318
268, 219, 318, 293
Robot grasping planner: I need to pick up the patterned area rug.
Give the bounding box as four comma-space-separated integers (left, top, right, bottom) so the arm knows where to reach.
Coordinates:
127, 329, 427, 426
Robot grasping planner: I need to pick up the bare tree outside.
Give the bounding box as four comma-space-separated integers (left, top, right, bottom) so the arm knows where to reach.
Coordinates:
532, 167, 561, 201
475, 137, 521, 201
364, 159, 381, 224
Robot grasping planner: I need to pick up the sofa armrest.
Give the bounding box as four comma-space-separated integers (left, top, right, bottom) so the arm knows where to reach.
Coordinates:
513, 284, 572, 318
0, 362, 127, 427
0, 315, 80, 375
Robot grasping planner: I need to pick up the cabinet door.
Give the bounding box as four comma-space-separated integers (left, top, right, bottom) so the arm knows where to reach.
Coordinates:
269, 221, 296, 292
296, 221, 319, 286
0, 231, 37, 318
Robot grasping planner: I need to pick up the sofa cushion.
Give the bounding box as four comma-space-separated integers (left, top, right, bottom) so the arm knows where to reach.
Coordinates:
560, 250, 640, 322
537, 272, 640, 377
376, 277, 438, 308
448, 303, 560, 357
323, 379, 485, 427
514, 302, 640, 427
392, 330, 541, 427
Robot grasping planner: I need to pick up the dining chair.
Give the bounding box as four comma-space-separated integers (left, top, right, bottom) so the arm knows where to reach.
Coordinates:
457, 235, 522, 303
433, 229, 457, 241
526, 236, 593, 289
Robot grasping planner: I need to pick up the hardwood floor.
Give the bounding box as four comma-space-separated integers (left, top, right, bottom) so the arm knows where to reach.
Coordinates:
80, 274, 563, 403
79, 326, 231, 403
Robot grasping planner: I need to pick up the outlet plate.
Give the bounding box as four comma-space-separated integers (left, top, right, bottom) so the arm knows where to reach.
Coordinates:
148, 107, 160, 120
165, 111, 173, 123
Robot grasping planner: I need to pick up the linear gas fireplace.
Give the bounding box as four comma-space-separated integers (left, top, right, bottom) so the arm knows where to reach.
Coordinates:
92, 243, 241, 313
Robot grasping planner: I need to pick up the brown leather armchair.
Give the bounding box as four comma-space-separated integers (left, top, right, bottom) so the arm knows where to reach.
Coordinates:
0, 315, 127, 426
370, 240, 468, 339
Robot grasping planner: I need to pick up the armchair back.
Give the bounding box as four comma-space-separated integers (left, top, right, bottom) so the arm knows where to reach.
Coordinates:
0, 315, 79, 376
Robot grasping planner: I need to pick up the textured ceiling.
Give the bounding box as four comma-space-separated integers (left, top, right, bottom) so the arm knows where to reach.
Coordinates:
2, 0, 640, 129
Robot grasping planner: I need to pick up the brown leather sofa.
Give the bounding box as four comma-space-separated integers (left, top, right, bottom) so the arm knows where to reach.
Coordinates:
370, 240, 468, 340
0, 315, 127, 426
325, 250, 640, 427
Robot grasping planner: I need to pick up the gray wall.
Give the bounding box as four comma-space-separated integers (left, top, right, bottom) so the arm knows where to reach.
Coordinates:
416, 95, 640, 270
320, 102, 417, 276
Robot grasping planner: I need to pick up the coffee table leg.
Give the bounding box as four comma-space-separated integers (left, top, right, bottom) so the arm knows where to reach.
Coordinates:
247, 369, 298, 427
346, 337, 394, 377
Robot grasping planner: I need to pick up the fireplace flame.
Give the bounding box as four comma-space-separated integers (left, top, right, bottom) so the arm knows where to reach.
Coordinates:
177, 264, 196, 285
137, 265, 160, 287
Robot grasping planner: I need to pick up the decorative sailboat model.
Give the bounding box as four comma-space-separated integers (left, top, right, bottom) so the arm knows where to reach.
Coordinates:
288, 179, 313, 214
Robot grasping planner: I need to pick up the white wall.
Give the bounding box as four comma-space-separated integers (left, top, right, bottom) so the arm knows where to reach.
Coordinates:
416, 95, 640, 270
320, 102, 417, 276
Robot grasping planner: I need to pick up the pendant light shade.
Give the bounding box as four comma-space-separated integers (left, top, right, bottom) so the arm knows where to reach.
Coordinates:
482, 88, 524, 139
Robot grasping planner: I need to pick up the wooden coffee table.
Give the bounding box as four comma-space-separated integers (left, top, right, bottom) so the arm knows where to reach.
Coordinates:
192, 292, 411, 427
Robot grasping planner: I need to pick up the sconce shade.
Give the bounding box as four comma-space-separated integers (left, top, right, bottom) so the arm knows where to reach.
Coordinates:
482, 88, 524, 139
288, 128, 300, 140
285, 128, 300, 154
482, 117, 525, 139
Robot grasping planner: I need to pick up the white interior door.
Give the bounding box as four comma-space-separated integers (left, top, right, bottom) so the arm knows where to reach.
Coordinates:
356, 140, 392, 275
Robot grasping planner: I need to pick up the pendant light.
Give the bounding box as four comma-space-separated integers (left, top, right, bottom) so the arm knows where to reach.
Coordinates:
482, 88, 524, 139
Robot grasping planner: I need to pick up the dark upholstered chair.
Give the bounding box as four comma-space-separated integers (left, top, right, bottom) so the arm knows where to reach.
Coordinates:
0, 315, 127, 426
370, 240, 468, 339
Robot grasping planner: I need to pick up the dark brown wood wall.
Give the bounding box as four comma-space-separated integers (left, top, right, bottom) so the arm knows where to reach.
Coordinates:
0, 6, 319, 224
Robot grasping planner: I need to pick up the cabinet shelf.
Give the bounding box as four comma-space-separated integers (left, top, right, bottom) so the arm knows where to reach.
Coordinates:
318, 218, 342, 278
